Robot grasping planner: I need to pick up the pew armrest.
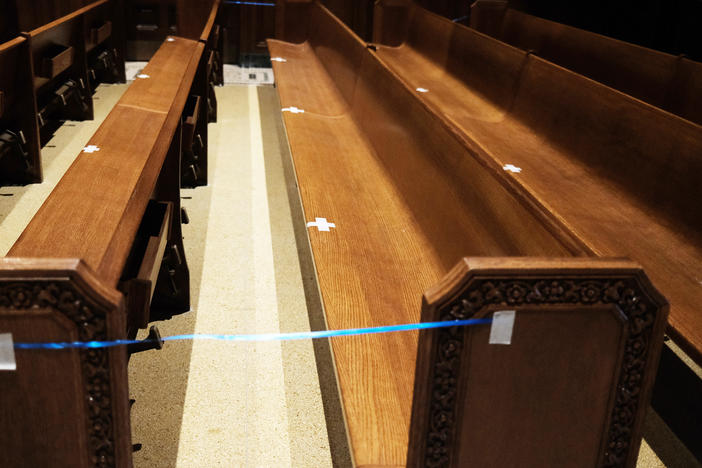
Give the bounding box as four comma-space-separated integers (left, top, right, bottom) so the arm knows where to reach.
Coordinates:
408, 257, 668, 468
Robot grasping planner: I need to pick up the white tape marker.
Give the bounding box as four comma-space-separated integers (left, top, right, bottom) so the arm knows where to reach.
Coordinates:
489, 310, 516, 345
0, 333, 16, 371
282, 106, 305, 114
136, 74, 150, 79
307, 217, 336, 232
166, 37, 175, 42
416, 87, 429, 93
83, 145, 100, 154
271, 57, 287, 62
503, 164, 522, 173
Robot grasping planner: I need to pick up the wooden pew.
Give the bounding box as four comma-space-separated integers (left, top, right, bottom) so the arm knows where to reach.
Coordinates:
469, 0, 702, 126
11, 0, 90, 32
372, 1, 702, 368
0, 37, 42, 184
0, 35, 204, 468
269, 2, 669, 466
0, 0, 21, 43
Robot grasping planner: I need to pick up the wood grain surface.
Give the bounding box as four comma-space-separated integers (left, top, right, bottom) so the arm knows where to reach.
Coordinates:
373, 3, 702, 366
270, 3, 592, 465
9, 37, 204, 288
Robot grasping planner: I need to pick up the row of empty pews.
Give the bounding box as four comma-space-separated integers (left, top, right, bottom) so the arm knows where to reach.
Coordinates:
469, 0, 702, 126
0, 1, 223, 467
0, 0, 126, 185
270, 1, 700, 467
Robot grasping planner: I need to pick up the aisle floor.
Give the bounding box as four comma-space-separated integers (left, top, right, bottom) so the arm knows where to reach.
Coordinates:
0, 83, 699, 468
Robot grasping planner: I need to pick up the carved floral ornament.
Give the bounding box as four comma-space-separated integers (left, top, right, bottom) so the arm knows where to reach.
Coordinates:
0, 280, 116, 468
424, 277, 657, 468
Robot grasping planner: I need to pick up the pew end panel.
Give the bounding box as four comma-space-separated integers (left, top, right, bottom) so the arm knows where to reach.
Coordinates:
26, 9, 94, 147
0, 37, 43, 184
409, 257, 669, 468
0, 258, 132, 468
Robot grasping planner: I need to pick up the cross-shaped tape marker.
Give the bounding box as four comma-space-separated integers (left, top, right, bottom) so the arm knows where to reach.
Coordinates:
83, 145, 100, 154
282, 107, 305, 114
307, 218, 336, 232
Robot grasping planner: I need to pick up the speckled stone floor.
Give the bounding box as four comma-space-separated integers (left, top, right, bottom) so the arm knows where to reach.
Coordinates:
0, 82, 699, 468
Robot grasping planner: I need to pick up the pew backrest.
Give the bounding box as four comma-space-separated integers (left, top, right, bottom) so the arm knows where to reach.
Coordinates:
511, 55, 702, 234
409, 257, 669, 468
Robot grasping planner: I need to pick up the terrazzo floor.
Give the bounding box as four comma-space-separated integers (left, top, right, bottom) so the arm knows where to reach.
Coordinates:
0, 82, 699, 468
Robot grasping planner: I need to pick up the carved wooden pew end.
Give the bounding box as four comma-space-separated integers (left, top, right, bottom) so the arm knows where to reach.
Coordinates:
409, 258, 669, 467
0, 258, 132, 468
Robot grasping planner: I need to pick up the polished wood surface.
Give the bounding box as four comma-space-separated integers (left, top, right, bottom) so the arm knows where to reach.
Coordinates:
9, 38, 202, 287
470, 1, 702, 126
409, 258, 668, 467
269, 3, 598, 465
373, 2, 702, 367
